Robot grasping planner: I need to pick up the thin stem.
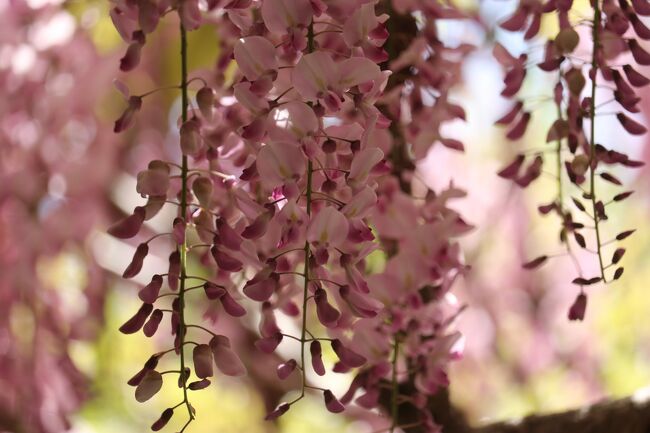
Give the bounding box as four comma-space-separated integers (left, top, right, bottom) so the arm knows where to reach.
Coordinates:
178, 21, 194, 425
299, 21, 316, 400
299, 171, 313, 399
588, 0, 607, 283
389, 338, 400, 433
270, 247, 305, 260
313, 30, 342, 36
272, 86, 294, 102
555, 78, 564, 212
138, 84, 182, 98
145, 232, 172, 244
188, 167, 234, 180
186, 324, 218, 338
156, 284, 202, 299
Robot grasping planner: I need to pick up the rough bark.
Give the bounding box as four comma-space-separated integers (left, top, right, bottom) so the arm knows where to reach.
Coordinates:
474, 392, 650, 433
380, 384, 650, 433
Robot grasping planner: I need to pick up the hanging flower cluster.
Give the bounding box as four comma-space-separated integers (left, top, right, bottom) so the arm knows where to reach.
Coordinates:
332, 2, 475, 430
108, 0, 474, 428
494, 0, 646, 320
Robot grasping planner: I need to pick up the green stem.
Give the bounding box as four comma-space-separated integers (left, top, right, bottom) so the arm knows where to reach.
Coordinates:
588, 0, 607, 283
299, 21, 315, 399
555, 78, 564, 213
389, 338, 400, 433
555, 93, 584, 278
299, 159, 313, 396
178, 22, 194, 423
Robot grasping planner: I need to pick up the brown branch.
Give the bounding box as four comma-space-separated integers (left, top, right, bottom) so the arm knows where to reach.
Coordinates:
380, 383, 650, 433
474, 391, 650, 433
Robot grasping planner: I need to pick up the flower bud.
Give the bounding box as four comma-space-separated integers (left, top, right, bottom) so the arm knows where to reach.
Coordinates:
119, 303, 154, 334
123, 243, 149, 279
331, 339, 366, 368
310, 341, 326, 376
135, 370, 162, 402
139, 274, 163, 303
143, 309, 163, 337
108, 206, 145, 239
193, 344, 214, 378
151, 408, 173, 431
323, 390, 345, 413
314, 288, 340, 328
568, 293, 587, 321
277, 359, 297, 380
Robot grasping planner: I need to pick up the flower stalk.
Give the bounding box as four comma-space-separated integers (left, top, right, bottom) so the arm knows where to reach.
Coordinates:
177, 22, 194, 428
588, 0, 607, 283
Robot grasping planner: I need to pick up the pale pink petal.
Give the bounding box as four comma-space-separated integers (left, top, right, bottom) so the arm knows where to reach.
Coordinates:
257, 141, 306, 188
292, 52, 338, 100
268, 101, 319, 142
261, 0, 312, 33
349, 147, 384, 186
110, 7, 138, 42
340, 186, 377, 218
338, 57, 381, 90
342, 3, 379, 47
234, 36, 278, 81
138, 0, 160, 33
307, 206, 349, 247
234, 82, 270, 113
179, 0, 201, 30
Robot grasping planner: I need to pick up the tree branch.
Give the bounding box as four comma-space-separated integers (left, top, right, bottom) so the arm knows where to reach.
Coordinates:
380, 384, 650, 433
474, 389, 650, 433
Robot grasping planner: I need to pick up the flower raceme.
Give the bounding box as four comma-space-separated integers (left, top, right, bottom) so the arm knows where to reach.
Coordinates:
495, 0, 646, 320
108, 0, 470, 430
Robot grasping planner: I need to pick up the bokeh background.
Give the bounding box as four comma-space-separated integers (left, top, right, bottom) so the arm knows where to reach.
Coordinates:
2, 0, 650, 431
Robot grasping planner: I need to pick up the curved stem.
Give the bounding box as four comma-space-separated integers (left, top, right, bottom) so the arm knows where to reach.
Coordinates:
588, 0, 607, 283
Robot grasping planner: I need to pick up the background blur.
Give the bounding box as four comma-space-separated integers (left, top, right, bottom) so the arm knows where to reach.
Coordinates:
2, 0, 650, 432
